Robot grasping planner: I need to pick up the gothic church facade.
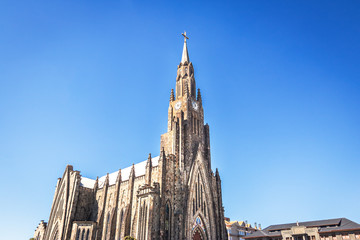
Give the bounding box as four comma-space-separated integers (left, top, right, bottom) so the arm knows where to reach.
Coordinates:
33, 34, 228, 240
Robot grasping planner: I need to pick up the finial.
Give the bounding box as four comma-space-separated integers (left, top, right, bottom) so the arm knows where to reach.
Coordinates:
105, 173, 109, 185
147, 153, 152, 166
93, 176, 99, 189
170, 89, 175, 101
197, 88, 202, 101
181, 32, 190, 63
116, 169, 122, 182
215, 168, 220, 179
130, 163, 135, 176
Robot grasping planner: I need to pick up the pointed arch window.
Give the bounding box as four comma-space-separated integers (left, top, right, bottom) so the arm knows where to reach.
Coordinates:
204, 202, 207, 217
118, 209, 124, 240
165, 202, 171, 240
105, 212, 110, 238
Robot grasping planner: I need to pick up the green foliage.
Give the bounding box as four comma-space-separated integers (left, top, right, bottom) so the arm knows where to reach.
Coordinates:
29, 238, 35, 240
124, 236, 136, 240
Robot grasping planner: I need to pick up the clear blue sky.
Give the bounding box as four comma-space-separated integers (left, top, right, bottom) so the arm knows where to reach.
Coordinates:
1, 0, 359, 239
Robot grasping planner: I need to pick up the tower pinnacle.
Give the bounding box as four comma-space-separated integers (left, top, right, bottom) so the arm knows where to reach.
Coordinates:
181, 32, 189, 63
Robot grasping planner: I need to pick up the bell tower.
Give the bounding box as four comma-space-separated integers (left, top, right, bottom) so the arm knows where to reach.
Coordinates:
161, 32, 209, 174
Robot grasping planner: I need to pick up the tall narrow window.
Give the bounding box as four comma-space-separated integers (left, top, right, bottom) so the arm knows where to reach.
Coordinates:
105, 213, 110, 238
139, 204, 144, 240
201, 185, 203, 211
81, 229, 85, 240
197, 174, 201, 208
192, 115, 195, 133
119, 210, 124, 240
76, 229, 80, 240
197, 119, 200, 135
165, 203, 171, 240
143, 205, 148, 239
194, 117, 197, 133
195, 183, 198, 210
85, 229, 89, 240
204, 202, 206, 217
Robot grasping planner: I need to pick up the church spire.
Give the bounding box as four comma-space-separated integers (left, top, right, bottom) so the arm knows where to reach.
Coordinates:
181, 32, 189, 63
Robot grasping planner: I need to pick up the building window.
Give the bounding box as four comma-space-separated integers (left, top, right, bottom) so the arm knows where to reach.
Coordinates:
165, 203, 171, 240
343, 235, 350, 240
203, 201, 206, 217
81, 229, 85, 240
105, 213, 110, 238
85, 229, 89, 240
76, 229, 80, 240
119, 209, 124, 239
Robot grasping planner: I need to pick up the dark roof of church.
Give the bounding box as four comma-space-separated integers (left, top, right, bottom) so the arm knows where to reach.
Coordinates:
244, 218, 360, 239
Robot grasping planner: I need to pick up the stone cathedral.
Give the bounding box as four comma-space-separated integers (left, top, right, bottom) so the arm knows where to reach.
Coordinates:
33, 33, 228, 240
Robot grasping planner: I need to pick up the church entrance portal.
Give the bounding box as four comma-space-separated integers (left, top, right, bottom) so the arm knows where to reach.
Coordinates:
193, 228, 203, 240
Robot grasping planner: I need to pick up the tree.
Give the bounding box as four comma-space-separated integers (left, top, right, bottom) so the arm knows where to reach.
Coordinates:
124, 236, 136, 240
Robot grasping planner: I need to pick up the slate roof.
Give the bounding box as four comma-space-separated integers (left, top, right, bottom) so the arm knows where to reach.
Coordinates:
244, 218, 360, 239
80, 156, 159, 189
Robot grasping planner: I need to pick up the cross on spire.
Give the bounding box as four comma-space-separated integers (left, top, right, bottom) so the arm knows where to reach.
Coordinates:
182, 31, 189, 42
181, 32, 189, 63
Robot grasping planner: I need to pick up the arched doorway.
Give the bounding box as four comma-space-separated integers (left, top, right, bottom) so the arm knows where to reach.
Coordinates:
191, 216, 207, 240
193, 227, 203, 240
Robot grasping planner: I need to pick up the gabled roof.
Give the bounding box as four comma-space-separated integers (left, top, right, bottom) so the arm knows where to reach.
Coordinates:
266, 218, 342, 231
244, 218, 360, 239
80, 156, 159, 189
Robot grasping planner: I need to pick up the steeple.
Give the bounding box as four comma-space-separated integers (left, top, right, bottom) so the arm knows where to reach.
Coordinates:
181, 32, 189, 63
162, 32, 206, 163
175, 32, 196, 99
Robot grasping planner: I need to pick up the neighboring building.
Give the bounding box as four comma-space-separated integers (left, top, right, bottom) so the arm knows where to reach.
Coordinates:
225, 218, 259, 240
243, 218, 360, 240
33, 33, 228, 240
